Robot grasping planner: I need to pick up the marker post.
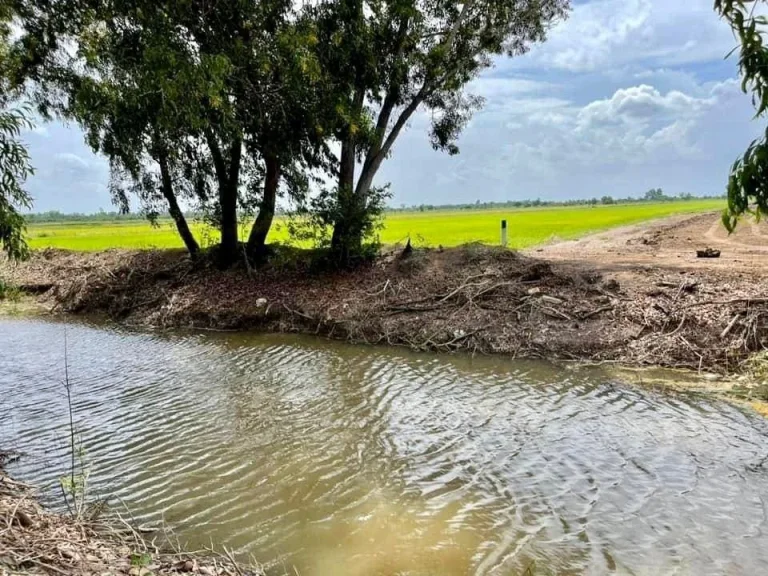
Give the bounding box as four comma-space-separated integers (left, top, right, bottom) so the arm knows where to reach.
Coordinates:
501, 219, 508, 247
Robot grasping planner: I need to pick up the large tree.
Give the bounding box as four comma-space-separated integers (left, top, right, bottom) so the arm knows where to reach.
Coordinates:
12, 0, 329, 265
312, 0, 570, 260
715, 0, 768, 230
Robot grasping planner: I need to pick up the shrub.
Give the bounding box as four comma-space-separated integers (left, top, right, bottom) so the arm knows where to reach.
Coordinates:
0, 278, 21, 302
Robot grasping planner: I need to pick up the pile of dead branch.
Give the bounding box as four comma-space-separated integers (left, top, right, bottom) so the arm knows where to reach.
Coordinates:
620, 277, 768, 372
0, 470, 264, 576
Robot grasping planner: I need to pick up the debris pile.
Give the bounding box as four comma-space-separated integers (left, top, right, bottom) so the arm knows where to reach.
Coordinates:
0, 470, 263, 576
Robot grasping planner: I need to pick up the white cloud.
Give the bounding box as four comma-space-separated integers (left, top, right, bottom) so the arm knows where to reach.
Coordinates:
515, 0, 736, 73
469, 77, 556, 100
378, 75, 758, 204
482, 84, 720, 166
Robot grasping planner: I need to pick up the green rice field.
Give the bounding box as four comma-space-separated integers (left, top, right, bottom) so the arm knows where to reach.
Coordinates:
25, 199, 723, 251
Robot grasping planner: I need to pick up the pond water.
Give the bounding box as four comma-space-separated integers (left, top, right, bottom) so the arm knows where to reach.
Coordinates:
1, 318, 767, 575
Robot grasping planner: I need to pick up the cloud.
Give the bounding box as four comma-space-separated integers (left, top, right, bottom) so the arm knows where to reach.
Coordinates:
378, 74, 758, 204
517, 0, 736, 73
24, 125, 111, 213
54, 153, 90, 170
578, 85, 711, 125
23, 124, 49, 137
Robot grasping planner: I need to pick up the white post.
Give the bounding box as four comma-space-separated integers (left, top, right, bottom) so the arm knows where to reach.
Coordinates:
501, 219, 508, 247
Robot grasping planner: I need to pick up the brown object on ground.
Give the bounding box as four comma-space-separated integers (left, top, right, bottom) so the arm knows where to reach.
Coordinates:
2, 212, 767, 374
696, 247, 721, 258
400, 238, 413, 259
0, 469, 264, 575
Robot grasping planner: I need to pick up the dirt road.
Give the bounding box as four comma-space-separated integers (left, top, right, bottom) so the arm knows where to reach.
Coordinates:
528, 211, 768, 275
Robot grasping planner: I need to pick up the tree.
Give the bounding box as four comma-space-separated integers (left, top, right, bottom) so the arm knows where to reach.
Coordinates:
715, 0, 768, 231
312, 0, 570, 261
0, 107, 34, 260
644, 188, 665, 201
600, 195, 614, 205
13, 0, 328, 265
11, 0, 224, 259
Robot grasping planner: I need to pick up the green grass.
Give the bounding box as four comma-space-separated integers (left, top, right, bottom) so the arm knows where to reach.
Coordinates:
25, 199, 724, 251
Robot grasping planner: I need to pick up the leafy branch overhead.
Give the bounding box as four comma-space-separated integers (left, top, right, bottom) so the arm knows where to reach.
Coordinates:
0, 107, 34, 260
715, 0, 768, 231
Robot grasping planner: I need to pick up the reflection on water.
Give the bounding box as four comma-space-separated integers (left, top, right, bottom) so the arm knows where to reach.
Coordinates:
1, 319, 768, 575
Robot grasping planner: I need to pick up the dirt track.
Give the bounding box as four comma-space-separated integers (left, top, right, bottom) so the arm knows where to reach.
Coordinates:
529, 211, 768, 275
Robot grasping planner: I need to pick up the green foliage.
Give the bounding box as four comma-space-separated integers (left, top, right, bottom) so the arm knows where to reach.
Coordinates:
9, 0, 571, 263
643, 188, 667, 201
0, 277, 20, 301
0, 107, 35, 260
311, 0, 571, 259
13, 0, 332, 263
304, 184, 390, 248
58, 425, 91, 520
715, 1, 768, 231
130, 552, 153, 568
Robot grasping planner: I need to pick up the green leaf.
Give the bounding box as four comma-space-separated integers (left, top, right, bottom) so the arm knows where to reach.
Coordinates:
130, 552, 152, 567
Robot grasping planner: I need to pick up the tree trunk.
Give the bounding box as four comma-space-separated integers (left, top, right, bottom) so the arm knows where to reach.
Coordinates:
157, 152, 199, 259
219, 139, 241, 265
331, 85, 422, 262
330, 136, 357, 255
331, 88, 365, 258
204, 129, 242, 267
247, 155, 280, 257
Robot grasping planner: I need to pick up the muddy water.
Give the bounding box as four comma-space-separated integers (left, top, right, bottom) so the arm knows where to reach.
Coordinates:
2, 319, 768, 575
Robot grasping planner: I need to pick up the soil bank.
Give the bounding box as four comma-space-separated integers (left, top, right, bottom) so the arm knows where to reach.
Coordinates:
2, 212, 767, 382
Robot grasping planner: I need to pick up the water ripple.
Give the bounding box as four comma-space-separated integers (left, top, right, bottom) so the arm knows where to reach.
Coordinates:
2, 319, 768, 575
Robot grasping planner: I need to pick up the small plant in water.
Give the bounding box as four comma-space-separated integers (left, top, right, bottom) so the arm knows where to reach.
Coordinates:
59, 328, 92, 520
59, 438, 91, 520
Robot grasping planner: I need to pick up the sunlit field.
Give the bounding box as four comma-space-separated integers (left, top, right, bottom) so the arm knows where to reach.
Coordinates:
26, 199, 723, 251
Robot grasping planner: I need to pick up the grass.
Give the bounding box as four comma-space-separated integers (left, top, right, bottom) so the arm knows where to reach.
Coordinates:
25, 199, 724, 252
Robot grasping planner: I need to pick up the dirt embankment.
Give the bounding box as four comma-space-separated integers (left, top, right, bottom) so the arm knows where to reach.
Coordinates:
2, 212, 767, 376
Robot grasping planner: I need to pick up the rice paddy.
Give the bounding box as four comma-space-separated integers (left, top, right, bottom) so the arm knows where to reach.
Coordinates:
25, 199, 724, 251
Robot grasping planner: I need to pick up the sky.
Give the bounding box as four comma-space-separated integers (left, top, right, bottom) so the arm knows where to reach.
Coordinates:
20, 0, 763, 213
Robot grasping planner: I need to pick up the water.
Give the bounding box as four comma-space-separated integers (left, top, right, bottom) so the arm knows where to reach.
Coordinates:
1, 318, 768, 575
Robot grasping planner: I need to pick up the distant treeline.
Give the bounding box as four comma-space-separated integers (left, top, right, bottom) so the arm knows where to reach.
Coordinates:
26, 189, 723, 223
393, 189, 725, 212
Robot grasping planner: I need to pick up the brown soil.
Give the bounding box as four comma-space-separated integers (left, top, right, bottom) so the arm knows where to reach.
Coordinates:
529, 211, 768, 274
0, 469, 263, 575
2, 212, 767, 375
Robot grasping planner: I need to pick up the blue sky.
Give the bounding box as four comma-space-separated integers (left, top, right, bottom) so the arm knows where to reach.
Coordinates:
20, 0, 762, 213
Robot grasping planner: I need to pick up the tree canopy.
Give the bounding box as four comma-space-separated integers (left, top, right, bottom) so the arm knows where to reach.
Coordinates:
312, 0, 570, 259
7, 0, 571, 265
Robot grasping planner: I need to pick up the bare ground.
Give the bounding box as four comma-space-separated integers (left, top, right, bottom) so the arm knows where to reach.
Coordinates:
2, 212, 767, 376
